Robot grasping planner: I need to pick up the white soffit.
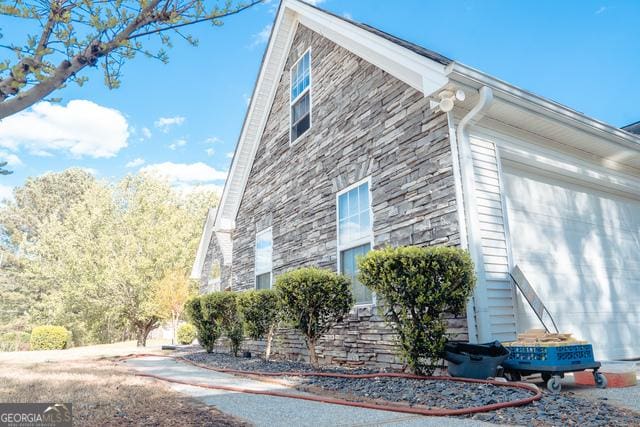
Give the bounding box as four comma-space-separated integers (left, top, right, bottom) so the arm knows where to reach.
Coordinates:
191, 208, 216, 279
448, 63, 640, 173
214, 0, 449, 230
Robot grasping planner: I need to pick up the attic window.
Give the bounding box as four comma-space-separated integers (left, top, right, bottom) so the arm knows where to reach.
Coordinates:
290, 50, 311, 142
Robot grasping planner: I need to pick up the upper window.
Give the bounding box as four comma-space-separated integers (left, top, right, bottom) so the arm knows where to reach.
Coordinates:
290, 50, 311, 143
255, 227, 273, 289
337, 179, 373, 304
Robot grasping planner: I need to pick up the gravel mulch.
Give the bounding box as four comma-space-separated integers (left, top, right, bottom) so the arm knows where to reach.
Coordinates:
182, 351, 640, 427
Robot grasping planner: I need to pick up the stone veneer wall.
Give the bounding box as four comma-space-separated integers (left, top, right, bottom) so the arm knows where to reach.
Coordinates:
214, 25, 466, 369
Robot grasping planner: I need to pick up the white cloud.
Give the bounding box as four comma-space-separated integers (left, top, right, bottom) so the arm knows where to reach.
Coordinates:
205, 148, 215, 156
226, 152, 234, 159
154, 116, 185, 133
168, 138, 187, 150
141, 127, 152, 139
595, 6, 606, 14
140, 162, 227, 183
126, 158, 145, 168
0, 100, 129, 158
251, 24, 273, 47
205, 136, 222, 144
0, 184, 14, 202
0, 150, 22, 166
243, 93, 251, 106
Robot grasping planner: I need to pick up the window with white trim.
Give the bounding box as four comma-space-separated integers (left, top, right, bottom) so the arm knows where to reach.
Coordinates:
290, 50, 311, 142
255, 228, 272, 289
337, 180, 373, 304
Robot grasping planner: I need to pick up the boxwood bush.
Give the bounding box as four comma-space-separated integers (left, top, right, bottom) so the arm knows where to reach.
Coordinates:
358, 246, 476, 375
30, 325, 71, 350
176, 323, 197, 345
275, 267, 352, 367
237, 289, 280, 360
186, 292, 243, 355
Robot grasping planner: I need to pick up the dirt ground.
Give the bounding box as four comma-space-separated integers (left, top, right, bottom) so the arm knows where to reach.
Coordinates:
0, 357, 248, 426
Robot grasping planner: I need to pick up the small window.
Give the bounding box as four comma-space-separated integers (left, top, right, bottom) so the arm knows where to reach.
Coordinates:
290, 50, 311, 142
337, 180, 373, 304
255, 227, 272, 289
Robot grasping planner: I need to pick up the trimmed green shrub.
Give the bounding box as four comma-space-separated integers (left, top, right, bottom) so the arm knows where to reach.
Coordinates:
0, 332, 31, 352
186, 292, 243, 355
358, 245, 476, 375
176, 323, 197, 345
275, 267, 352, 367
185, 297, 220, 353
30, 325, 71, 350
237, 289, 280, 360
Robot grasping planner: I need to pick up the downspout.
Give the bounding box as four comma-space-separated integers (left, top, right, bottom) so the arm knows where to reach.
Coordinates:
454, 86, 494, 343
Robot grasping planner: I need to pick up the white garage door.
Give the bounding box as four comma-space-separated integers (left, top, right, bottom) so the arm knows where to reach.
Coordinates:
503, 166, 640, 360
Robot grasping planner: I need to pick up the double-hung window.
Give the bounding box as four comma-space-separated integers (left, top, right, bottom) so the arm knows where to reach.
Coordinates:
255, 228, 272, 289
290, 50, 311, 142
337, 179, 373, 305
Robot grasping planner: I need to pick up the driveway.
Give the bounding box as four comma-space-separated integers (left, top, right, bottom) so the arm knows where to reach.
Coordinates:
123, 356, 491, 427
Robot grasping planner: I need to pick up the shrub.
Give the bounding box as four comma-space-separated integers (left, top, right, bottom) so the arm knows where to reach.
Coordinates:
275, 267, 352, 367
0, 332, 31, 352
30, 325, 71, 350
237, 289, 280, 360
176, 323, 197, 345
185, 297, 220, 352
186, 292, 243, 355
358, 246, 476, 375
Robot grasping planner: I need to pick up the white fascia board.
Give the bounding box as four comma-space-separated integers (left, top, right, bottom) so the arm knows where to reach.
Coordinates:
447, 62, 640, 152
191, 208, 216, 279
288, 0, 448, 95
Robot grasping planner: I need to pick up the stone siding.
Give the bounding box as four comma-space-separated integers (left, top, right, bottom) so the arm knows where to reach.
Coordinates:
226, 25, 465, 369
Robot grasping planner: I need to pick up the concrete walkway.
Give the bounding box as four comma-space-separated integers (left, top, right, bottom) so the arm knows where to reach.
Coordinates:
123, 356, 491, 427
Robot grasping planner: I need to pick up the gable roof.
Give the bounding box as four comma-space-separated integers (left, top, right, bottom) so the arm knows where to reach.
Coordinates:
192, 0, 640, 278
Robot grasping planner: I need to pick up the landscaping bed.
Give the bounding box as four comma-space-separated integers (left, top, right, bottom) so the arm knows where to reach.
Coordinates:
183, 351, 640, 426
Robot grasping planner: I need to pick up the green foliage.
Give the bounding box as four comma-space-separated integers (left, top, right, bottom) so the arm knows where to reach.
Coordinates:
238, 289, 279, 360
30, 325, 71, 350
176, 323, 197, 345
275, 267, 353, 367
185, 297, 220, 353
0, 0, 262, 119
187, 292, 243, 355
358, 246, 476, 375
237, 290, 279, 340
0, 170, 218, 347
0, 331, 30, 352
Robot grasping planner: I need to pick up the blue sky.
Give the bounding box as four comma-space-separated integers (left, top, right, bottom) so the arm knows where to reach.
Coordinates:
0, 0, 638, 200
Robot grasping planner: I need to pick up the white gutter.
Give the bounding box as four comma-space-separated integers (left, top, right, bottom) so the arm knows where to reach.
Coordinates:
455, 86, 494, 343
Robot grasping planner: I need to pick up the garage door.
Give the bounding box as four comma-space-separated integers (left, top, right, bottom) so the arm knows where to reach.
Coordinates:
503, 165, 640, 360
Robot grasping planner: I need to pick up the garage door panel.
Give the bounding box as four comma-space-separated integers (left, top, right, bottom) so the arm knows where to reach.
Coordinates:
504, 167, 640, 360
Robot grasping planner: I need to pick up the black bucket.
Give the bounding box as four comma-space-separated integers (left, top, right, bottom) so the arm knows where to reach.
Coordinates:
444, 341, 510, 379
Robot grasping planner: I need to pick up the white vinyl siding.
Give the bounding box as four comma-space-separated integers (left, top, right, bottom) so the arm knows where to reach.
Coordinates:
337, 178, 373, 305
290, 50, 311, 142
255, 227, 272, 289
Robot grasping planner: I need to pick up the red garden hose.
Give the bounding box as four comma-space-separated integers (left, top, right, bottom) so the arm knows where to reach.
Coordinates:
118, 353, 542, 416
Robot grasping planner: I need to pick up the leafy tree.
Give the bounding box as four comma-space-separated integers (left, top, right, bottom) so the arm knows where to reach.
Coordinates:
0, 0, 262, 119
237, 289, 279, 360
358, 246, 476, 375
154, 269, 197, 345
0, 161, 12, 175
186, 292, 242, 354
275, 267, 352, 368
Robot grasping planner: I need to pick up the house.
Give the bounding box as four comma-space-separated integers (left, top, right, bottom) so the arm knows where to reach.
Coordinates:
192, 0, 640, 365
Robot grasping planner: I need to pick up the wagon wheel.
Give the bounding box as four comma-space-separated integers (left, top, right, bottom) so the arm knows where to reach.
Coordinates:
547, 376, 562, 393
594, 371, 608, 389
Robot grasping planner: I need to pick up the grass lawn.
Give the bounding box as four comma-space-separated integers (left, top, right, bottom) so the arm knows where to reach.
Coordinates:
0, 343, 247, 426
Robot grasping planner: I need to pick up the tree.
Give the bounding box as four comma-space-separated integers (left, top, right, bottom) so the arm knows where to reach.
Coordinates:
275, 267, 352, 368
237, 289, 279, 360
0, 0, 262, 119
0, 161, 11, 175
358, 246, 476, 375
154, 269, 196, 344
